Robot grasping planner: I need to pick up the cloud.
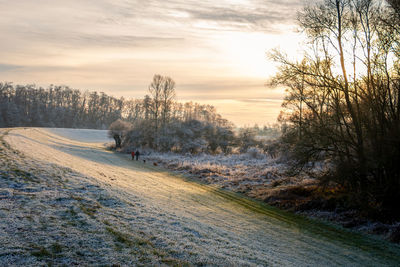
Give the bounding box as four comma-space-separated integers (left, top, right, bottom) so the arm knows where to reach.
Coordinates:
0, 0, 303, 54
174, 0, 302, 32
0, 64, 22, 72
0, 0, 304, 125
76, 35, 184, 47
18, 30, 185, 49
238, 98, 283, 103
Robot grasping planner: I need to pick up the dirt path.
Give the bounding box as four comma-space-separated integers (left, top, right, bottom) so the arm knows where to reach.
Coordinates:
2, 128, 400, 266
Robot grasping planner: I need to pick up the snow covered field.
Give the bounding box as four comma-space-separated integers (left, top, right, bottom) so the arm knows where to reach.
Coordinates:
1, 127, 400, 266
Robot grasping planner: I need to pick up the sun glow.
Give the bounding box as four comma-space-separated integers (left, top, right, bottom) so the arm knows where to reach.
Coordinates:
212, 31, 304, 79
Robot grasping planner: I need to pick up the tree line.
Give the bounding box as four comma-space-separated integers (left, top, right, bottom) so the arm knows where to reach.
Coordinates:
0, 82, 123, 129
110, 74, 277, 154
1, 77, 274, 154
271, 0, 400, 218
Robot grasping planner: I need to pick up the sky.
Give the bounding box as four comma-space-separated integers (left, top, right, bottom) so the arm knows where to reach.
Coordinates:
0, 0, 306, 126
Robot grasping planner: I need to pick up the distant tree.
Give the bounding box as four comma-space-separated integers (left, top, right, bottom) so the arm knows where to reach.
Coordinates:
161, 76, 176, 129
108, 119, 132, 148
149, 74, 163, 145
237, 127, 259, 153
176, 119, 207, 153
147, 74, 177, 149
143, 95, 152, 121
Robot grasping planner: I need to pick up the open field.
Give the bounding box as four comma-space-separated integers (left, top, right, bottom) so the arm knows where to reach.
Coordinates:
1, 128, 400, 266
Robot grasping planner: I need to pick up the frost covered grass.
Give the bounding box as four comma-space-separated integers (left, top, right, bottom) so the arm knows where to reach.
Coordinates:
1, 128, 400, 266
143, 149, 400, 243
0, 129, 188, 266
144, 149, 316, 201
47, 128, 113, 143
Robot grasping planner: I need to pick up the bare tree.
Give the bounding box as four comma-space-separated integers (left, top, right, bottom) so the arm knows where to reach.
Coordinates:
161, 76, 176, 129
271, 0, 400, 216
148, 74, 163, 145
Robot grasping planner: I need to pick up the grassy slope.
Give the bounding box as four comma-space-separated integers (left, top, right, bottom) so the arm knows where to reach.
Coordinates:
1, 127, 400, 266
0, 128, 189, 266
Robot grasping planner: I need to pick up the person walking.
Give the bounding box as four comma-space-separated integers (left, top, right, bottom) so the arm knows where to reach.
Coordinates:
131, 151, 135, 160
135, 150, 140, 161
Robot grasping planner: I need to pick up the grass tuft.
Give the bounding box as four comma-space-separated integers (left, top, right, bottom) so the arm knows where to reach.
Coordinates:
79, 203, 100, 218
31, 247, 51, 258
106, 226, 134, 246
51, 242, 63, 254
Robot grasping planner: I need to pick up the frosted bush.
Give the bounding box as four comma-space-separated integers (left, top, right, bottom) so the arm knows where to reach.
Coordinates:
246, 147, 264, 159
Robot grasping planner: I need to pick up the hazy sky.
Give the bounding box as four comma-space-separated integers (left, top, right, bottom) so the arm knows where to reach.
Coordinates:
0, 0, 306, 126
